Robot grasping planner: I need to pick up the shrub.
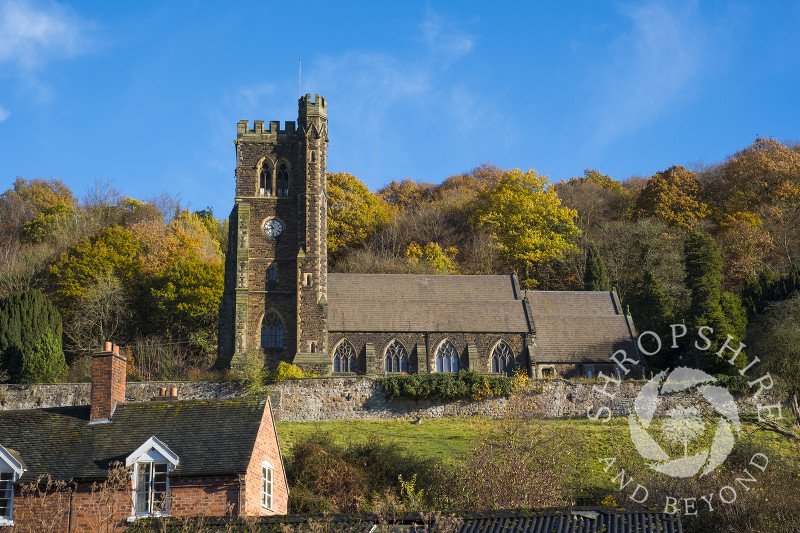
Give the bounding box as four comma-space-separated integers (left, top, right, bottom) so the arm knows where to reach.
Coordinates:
269, 361, 316, 382
379, 370, 520, 400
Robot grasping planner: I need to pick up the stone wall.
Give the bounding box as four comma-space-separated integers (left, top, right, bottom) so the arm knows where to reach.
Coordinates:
0, 377, 781, 422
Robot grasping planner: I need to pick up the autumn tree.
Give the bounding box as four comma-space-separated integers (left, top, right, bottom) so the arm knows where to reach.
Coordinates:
47, 226, 140, 324
146, 256, 224, 338
471, 169, 580, 288
701, 137, 800, 214
636, 166, 708, 230
716, 212, 774, 291
327, 172, 390, 261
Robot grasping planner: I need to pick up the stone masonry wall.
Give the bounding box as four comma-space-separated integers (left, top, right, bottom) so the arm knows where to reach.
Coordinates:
0, 378, 782, 422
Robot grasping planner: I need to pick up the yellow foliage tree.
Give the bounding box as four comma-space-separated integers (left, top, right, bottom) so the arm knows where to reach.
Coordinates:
471, 169, 580, 287
405, 242, 458, 273
636, 165, 708, 230
327, 172, 389, 259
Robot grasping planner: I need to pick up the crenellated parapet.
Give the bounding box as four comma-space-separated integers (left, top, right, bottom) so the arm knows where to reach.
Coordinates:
236, 120, 298, 141
298, 93, 327, 118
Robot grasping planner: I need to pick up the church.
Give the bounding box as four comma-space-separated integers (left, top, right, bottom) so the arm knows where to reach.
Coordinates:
216, 95, 639, 379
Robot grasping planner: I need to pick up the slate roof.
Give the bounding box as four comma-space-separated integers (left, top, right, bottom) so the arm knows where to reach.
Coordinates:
327, 274, 637, 364
0, 397, 268, 483
526, 291, 637, 364
188, 508, 682, 533
327, 274, 530, 333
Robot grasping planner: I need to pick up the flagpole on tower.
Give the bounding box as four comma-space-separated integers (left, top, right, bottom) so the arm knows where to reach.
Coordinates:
298, 59, 301, 99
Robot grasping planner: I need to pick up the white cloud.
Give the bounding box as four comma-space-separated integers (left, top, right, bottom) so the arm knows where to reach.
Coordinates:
0, 0, 87, 70
0, 105, 8, 121
586, 1, 706, 149
420, 8, 474, 63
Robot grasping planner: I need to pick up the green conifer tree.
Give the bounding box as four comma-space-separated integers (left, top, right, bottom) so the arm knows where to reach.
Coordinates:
583, 243, 610, 291
684, 233, 747, 373
0, 290, 67, 383
624, 270, 675, 370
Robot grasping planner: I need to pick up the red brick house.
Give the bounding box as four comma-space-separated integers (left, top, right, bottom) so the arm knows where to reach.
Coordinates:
0, 344, 288, 531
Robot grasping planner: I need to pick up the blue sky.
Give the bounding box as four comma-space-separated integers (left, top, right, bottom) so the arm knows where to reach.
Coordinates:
1, 1, 800, 214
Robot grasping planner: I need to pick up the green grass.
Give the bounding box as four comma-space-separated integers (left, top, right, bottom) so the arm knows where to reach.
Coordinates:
276, 415, 799, 504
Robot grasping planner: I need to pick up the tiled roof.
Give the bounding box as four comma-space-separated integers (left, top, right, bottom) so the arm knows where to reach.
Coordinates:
328, 274, 520, 301
526, 291, 637, 364
526, 291, 622, 316
0, 398, 268, 483
327, 274, 530, 333
532, 315, 636, 363
192, 508, 682, 533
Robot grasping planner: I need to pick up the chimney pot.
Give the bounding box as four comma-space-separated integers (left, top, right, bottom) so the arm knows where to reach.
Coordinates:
113, 345, 120, 355
104, 341, 112, 352
159, 387, 166, 397
170, 387, 178, 397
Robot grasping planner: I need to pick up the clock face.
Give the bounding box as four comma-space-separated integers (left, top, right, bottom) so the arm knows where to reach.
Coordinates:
264, 219, 284, 238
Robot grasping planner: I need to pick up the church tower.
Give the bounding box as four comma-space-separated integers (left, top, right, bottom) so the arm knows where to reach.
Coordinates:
217, 94, 330, 371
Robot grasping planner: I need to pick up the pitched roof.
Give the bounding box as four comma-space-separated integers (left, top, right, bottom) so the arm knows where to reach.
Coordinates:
526, 291, 637, 364
327, 274, 530, 333
0, 398, 268, 483
190, 508, 682, 533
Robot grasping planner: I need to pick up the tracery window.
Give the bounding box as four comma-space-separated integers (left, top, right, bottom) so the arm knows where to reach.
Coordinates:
435, 340, 459, 373
259, 164, 272, 196
491, 341, 515, 374
261, 312, 284, 349
333, 341, 356, 373
268, 265, 277, 282
384, 340, 408, 373
276, 162, 289, 197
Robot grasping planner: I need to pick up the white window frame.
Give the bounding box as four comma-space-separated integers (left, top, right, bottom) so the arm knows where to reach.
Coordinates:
261, 461, 274, 510
0, 445, 23, 527
125, 436, 179, 521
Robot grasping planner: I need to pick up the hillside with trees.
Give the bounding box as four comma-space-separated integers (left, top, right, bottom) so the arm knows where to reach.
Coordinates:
2, 138, 800, 386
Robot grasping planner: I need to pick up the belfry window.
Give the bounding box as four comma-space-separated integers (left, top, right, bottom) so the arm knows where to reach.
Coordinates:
268, 265, 277, 282
333, 341, 356, 373
260, 165, 271, 196
435, 341, 459, 373
491, 341, 514, 375
261, 312, 284, 349
276, 163, 289, 197
384, 340, 408, 373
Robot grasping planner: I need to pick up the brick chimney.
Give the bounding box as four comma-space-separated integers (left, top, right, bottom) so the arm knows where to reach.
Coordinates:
90, 342, 127, 422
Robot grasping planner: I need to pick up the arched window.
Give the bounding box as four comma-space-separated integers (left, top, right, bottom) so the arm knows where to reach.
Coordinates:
491, 341, 514, 375
261, 312, 284, 349
276, 162, 289, 197
333, 341, 356, 373
384, 340, 408, 373
435, 340, 459, 373
259, 164, 272, 196
268, 265, 277, 282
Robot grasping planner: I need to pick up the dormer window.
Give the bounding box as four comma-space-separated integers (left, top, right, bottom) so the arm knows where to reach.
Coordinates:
125, 436, 179, 520
0, 445, 23, 526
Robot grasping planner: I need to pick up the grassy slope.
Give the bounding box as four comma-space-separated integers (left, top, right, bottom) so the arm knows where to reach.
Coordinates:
276, 416, 798, 504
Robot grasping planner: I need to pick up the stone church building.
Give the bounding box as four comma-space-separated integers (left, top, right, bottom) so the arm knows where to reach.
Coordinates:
217, 95, 638, 379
